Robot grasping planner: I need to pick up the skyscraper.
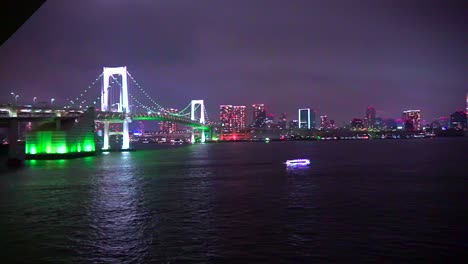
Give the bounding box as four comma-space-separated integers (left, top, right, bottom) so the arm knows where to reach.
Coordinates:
289, 120, 299, 129
252, 104, 266, 128
232, 105, 246, 132
374, 117, 384, 130
298, 108, 311, 129
320, 115, 335, 129
351, 118, 364, 130
466, 93, 468, 119
219, 105, 233, 132
311, 109, 316, 129
365, 107, 376, 128
320, 115, 328, 129
220, 105, 246, 132
384, 118, 397, 130
450, 111, 467, 130
278, 113, 287, 129
265, 113, 275, 129
160, 108, 178, 133
402, 110, 422, 131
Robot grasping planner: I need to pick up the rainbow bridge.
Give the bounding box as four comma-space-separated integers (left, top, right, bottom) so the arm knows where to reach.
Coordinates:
1, 66, 213, 161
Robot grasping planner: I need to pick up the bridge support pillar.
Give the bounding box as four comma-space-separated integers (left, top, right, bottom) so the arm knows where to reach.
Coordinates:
201, 129, 206, 143
191, 130, 195, 144
103, 121, 110, 150
122, 119, 130, 149
7, 120, 24, 167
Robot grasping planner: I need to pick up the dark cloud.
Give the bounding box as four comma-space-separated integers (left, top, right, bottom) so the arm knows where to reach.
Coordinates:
0, 0, 466, 123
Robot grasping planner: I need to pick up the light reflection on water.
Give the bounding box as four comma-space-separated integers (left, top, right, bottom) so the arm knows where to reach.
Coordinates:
84, 152, 149, 263
0, 139, 467, 263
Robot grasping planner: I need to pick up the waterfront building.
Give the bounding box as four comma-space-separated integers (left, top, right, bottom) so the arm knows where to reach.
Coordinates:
374, 117, 384, 130
384, 118, 397, 130
220, 105, 246, 132
365, 107, 376, 128
311, 110, 316, 128
450, 111, 467, 130
252, 104, 266, 128
160, 108, 178, 133
219, 105, 233, 132
438, 116, 450, 129
402, 110, 422, 131
320, 116, 336, 130
320, 115, 328, 130
278, 113, 287, 129
350, 118, 365, 130
232, 106, 246, 132
289, 120, 299, 129
298, 108, 311, 129
264, 113, 275, 129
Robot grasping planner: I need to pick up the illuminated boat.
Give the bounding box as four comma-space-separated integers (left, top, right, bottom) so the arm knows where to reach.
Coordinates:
285, 159, 310, 166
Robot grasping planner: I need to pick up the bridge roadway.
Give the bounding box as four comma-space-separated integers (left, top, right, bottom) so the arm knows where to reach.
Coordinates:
95, 111, 210, 130
0, 105, 210, 130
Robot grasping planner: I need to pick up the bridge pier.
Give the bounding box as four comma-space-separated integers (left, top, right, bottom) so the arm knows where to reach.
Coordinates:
122, 119, 130, 149
103, 121, 110, 150
201, 129, 206, 143
6, 120, 24, 167
191, 130, 195, 144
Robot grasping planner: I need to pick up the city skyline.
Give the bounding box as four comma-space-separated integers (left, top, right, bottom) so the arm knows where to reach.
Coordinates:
215, 102, 463, 128
0, 0, 466, 124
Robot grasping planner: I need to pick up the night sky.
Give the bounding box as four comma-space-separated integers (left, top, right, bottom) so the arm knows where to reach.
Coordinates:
0, 0, 466, 124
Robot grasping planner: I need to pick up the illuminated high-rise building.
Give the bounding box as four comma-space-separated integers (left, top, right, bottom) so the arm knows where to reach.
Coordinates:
402, 110, 422, 131
384, 118, 397, 130
252, 104, 266, 128
219, 105, 233, 132
450, 111, 467, 130
351, 118, 365, 130
278, 113, 287, 129
365, 107, 376, 128
160, 108, 178, 133
232, 105, 246, 132
220, 105, 246, 132
289, 120, 299, 129
298, 108, 311, 129
311, 109, 316, 128
265, 113, 275, 129
374, 117, 384, 130
438, 116, 449, 129
320, 115, 328, 129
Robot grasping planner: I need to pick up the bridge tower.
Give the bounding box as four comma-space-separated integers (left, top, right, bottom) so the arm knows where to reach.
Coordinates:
101, 66, 130, 150
190, 100, 205, 143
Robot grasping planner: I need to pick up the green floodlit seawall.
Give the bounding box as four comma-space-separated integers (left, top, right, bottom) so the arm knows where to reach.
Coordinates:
25, 108, 96, 157
26, 131, 95, 155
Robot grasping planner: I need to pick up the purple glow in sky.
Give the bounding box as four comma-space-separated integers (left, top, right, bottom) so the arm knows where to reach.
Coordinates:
0, 0, 466, 124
